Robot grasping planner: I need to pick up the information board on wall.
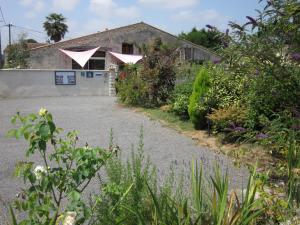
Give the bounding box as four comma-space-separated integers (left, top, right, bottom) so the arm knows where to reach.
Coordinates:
55, 71, 76, 85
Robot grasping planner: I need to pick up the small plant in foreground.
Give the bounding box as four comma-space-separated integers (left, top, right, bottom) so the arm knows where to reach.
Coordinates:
7, 109, 111, 225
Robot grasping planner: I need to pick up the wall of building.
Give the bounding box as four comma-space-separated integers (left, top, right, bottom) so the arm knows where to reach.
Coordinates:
0, 69, 111, 98
28, 23, 220, 69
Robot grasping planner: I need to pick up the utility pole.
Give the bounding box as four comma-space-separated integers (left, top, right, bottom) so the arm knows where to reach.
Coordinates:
0, 30, 2, 68
7, 23, 12, 46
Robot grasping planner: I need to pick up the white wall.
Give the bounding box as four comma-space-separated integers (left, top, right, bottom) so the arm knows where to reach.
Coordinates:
0, 69, 111, 98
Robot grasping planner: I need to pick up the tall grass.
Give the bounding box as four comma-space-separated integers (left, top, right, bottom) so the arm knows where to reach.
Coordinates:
90, 133, 264, 225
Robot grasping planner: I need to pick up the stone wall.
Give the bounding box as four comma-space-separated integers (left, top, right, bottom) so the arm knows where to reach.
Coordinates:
28, 23, 220, 69
0, 69, 111, 98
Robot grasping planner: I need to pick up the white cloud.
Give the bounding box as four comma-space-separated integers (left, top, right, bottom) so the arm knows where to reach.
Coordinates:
34, 1, 45, 11
89, 0, 140, 20
52, 0, 80, 11
65, 18, 114, 39
20, 0, 33, 6
90, 0, 116, 12
139, 0, 198, 9
171, 9, 229, 30
114, 6, 140, 20
21, 0, 45, 18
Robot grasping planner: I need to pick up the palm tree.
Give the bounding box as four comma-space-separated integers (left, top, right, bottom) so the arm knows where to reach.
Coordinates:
43, 13, 68, 43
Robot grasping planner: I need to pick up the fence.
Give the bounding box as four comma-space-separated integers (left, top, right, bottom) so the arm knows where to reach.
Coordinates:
0, 69, 116, 98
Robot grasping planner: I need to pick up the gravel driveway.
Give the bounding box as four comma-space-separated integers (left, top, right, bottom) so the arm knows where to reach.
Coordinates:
0, 96, 249, 222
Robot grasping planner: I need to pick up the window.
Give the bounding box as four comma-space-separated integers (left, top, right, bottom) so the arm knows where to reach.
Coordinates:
88, 59, 105, 70
184, 48, 192, 60
72, 51, 106, 70
122, 43, 134, 55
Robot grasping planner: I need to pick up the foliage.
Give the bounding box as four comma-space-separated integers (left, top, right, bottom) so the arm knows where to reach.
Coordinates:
179, 27, 223, 50
7, 109, 111, 225
175, 62, 202, 83
115, 64, 148, 106
5, 34, 29, 69
198, 0, 300, 206
43, 13, 68, 42
254, 111, 300, 206
208, 105, 248, 133
140, 38, 178, 106
90, 133, 264, 225
207, 105, 248, 143
116, 39, 177, 107
91, 129, 158, 225
205, 65, 248, 109
170, 81, 194, 119
171, 94, 190, 120
188, 67, 211, 129
217, 0, 300, 129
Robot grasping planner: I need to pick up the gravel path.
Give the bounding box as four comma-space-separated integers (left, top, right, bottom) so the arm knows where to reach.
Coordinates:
0, 96, 249, 222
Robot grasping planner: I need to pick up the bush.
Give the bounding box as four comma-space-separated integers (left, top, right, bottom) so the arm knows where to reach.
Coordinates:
188, 67, 210, 129
170, 81, 193, 119
115, 66, 148, 106
206, 65, 247, 109
246, 66, 300, 129
140, 38, 177, 106
207, 105, 248, 142
208, 105, 248, 132
116, 39, 177, 107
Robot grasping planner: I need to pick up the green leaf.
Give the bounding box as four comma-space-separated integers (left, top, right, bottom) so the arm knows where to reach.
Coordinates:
11, 115, 18, 124
46, 113, 53, 122
38, 140, 47, 151
6, 129, 17, 138
48, 121, 56, 134
9, 205, 18, 225
69, 190, 81, 202
39, 123, 50, 139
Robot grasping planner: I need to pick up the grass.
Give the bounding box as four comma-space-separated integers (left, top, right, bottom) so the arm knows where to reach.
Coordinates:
138, 107, 195, 132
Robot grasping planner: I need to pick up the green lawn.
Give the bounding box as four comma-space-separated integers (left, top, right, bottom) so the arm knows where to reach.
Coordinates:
140, 107, 195, 132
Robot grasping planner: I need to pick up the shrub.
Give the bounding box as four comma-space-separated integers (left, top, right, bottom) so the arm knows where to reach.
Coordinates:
170, 81, 193, 119
171, 94, 190, 120
208, 105, 248, 132
188, 67, 211, 129
115, 66, 148, 106
140, 38, 177, 106
116, 39, 177, 107
5, 34, 29, 69
206, 65, 247, 109
245, 66, 300, 129
207, 105, 248, 142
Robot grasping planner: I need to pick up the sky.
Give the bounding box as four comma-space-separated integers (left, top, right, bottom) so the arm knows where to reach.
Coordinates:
0, 0, 264, 50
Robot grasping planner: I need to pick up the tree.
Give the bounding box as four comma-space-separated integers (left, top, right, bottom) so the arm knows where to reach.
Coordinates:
43, 13, 68, 42
179, 27, 222, 50
5, 33, 29, 68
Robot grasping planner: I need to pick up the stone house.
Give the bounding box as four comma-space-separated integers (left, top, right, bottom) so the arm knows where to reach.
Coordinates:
28, 22, 220, 70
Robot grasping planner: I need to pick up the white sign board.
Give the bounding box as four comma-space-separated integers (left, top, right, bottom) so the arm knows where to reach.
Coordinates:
55, 71, 76, 85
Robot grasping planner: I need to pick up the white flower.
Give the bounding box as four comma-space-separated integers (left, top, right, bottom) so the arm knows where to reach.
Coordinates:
63, 211, 77, 225
34, 165, 46, 180
39, 108, 47, 116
